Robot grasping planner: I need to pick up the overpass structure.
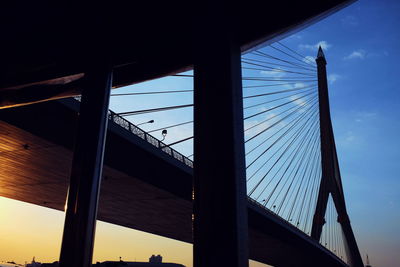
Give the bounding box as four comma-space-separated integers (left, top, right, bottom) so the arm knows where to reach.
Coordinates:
0, 1, 362, 267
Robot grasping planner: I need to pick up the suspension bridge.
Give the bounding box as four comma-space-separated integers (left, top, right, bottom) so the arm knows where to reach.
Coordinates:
0, 1, 364, 267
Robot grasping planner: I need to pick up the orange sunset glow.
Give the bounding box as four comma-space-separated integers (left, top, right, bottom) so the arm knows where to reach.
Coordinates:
0, 196, 266, 267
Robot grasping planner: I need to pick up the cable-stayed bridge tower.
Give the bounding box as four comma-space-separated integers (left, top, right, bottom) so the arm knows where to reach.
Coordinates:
311, 46, 364, 267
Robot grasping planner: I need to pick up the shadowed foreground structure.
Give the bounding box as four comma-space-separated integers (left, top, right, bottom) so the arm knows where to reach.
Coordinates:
0, 1, 362, 267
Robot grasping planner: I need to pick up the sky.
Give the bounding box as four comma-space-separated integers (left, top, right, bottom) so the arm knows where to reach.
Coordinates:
1, 0, 399, 267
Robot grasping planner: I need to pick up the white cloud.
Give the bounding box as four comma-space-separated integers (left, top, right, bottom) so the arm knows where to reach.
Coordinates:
244, 112, 276, 138
345, 131, 356, 142
343, 49, 366, 60
260, 68, 286, 78
293, 82, 306, 88
317, 41, 332, 50
354, 111, 377, 122
244, 120, 261, 137
359, 111, 377, 118
289, 95, 308, 107
303, 56, 315, 64
299, 41, 332, 51
328, 73, 341, 84
337, 129, 363, 147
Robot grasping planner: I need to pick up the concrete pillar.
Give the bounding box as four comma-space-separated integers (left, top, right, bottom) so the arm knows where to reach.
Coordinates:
193, 9, 249, 267
59, 63, 112, 267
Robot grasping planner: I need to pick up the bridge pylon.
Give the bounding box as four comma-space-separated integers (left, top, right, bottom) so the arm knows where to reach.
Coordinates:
311, 46, 364, 267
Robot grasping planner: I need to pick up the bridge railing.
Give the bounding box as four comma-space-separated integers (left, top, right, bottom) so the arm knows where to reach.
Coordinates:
108, 110, 194, 168
74, 96, 194, 168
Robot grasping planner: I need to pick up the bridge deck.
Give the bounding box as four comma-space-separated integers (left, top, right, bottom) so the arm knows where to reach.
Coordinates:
0, 99, 346, 267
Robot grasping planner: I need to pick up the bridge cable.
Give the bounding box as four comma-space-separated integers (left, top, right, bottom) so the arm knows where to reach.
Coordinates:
242, 59, 316, 75
242, 57, 316, 72
241, 60, 316, 77
147, 121, 193, 133
244, 96, 317, 135
251, 50, 317, 72
247, 108, 318, 193
245, 102, 318, 177
161, 136, 193, 148
284, 132, 320, 223
243, 84, 317, 100
245, 96, 318, 150
303, 161, 321, 234
267, 121, 318, 211
270, 44, 316, 68
242, 66, 315, 77
242, 77, 317, 82
277, 41, 316, 66
111, 90, 193, 96
244, 90, 316, 122
243, 81, 316, 89
117, 104, 193, 117
295, 140, 321, 230
255, 117, 319, 211
245, 98, 318, 168
252, 49, 317, 70
279, 128, 320, 220
259, 123, 318, 207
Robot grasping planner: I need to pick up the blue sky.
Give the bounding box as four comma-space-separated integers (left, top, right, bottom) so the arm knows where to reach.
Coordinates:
270, 1, 400, 265
285, 1, 400, 266
109, 1, 400, 266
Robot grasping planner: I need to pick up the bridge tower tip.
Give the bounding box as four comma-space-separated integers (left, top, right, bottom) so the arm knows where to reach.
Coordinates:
317, 46, 325, 59
316, 46, 327, 65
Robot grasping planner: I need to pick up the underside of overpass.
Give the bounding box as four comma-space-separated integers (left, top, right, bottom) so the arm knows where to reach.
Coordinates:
1, 1, 354, 109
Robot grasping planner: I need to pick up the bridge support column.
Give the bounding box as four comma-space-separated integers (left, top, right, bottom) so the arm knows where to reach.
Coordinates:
311, 47, 363, 267
59, 64, 112, 267
193, 8, 248, 267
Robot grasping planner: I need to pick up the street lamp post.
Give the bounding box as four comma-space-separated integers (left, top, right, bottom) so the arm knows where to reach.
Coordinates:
161, 129, 167, 141
136, 119, 154, 126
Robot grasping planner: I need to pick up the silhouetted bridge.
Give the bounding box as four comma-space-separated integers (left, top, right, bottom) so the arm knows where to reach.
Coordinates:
0, 1, 363, 267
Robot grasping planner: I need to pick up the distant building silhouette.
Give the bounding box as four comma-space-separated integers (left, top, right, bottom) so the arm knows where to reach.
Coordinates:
26, 257, 41, 267
24, 255, 184, 267
93, 255, 185, 267
149, 255, 162, 263
365, 254, 372, 267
